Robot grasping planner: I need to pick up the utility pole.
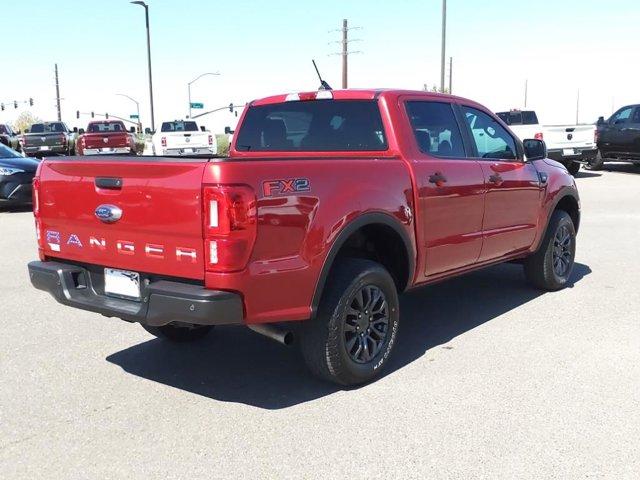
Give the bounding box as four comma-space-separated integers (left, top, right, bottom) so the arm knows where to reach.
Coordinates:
131, 1, 155, 132
330, 19, 361, 89
524, 79, 528, 108
55, 63, 62, 121
342, 19, 348, 89
440, 0, 447, 93
448, 56, 453, 94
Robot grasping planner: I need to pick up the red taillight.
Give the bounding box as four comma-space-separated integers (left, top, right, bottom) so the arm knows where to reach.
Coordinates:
203, 185, 257, 272
534, 132, 544, 140
33, 177, 44, 256
208, 134, 213, 146
161, 136, 167, 147
32, 177, 40, 216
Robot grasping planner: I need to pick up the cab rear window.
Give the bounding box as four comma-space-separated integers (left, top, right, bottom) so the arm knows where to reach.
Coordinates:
235, 100, 387, 152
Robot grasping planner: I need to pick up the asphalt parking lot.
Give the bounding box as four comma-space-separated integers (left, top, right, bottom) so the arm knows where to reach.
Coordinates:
1, 164, 639, 479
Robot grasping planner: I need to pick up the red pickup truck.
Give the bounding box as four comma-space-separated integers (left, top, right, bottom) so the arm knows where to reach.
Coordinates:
76, 120, 136, 156
28, 89, 580, 386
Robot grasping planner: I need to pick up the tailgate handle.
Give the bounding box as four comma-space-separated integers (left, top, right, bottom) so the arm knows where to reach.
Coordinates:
95, 177, 123, 190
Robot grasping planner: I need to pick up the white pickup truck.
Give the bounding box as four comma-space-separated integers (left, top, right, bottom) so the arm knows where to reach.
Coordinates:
152, 120, 215, 156
496, 110, 597, 175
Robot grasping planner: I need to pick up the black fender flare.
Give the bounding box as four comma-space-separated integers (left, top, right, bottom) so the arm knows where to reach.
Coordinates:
534, 188, 580, 252
310, 212, 416, 318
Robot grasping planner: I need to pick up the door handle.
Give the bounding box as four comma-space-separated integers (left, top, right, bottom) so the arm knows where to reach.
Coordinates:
428, 172, 447, 186
488, 173, 503, 185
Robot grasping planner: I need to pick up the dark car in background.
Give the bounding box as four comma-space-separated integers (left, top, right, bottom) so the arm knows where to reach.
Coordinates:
589, 104, 640, 170
0, 143, 39, 206
0, 124, 21, 152
20, 121, 75, 157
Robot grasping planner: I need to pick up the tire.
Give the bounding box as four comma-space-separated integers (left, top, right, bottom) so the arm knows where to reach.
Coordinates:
299, 258, 400, 386
566, 161, 581, 176
142, 323, 213, 342
585, 150, 605, 171
524, 210, 576, 291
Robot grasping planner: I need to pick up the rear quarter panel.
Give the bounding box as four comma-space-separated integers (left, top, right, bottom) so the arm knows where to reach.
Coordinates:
204, 158, 415, 323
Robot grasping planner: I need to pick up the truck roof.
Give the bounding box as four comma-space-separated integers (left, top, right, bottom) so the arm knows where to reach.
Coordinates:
250, 89, 474, 106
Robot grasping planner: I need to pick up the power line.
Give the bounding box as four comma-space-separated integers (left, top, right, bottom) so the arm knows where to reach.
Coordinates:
329, 19, 362, 89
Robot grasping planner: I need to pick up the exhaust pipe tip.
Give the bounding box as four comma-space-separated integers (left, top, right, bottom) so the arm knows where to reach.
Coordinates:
248, 323, 294, 346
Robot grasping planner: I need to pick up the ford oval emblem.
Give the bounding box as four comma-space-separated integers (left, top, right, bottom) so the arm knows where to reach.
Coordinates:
95, 204, 123, 223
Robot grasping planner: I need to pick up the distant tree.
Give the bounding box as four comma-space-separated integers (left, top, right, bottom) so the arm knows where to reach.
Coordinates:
423, 84, 450, 94
13, 111, 42, 133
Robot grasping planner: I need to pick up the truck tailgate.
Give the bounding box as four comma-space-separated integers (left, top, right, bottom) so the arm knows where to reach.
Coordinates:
544, 125, 596, 149
166, 132, 209, 148
38, 157, 208, 280
84, 133, 130, 149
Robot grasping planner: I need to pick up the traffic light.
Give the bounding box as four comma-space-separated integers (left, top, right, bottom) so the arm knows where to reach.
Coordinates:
91, 111, 94, 118
76, 110, 80, 119
13, 101, 18, 109
0, 103, 4, 111
29, 97, 34, 106
105, 113, 109, 119
229, 103, 234, 113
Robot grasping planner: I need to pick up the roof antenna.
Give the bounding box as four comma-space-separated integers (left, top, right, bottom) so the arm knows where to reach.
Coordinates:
312, 59, 332, 91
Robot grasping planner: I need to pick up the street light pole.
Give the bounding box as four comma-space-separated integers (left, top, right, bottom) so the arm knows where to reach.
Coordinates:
187, 72, 220, 118
440, 0, 447, 93
131, 1, 155, 132
116, 93, 141, 132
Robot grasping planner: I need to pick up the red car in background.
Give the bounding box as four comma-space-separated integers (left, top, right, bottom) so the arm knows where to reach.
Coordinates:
76, 120, 136, 156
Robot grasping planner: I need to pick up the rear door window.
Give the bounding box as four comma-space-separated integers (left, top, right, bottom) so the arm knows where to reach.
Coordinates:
405, 101, 466, 158
235, 100, 387, 151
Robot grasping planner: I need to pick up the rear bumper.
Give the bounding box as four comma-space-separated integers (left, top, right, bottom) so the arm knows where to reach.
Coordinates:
83, 147, 133, 155
162, 147, 214, 156
28, 260, 244, 327
23, 145, 69, 156
547, 147, 598, 164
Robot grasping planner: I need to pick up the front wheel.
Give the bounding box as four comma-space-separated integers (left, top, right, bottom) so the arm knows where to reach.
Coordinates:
524, 210, 576, 290
585, 150, 605, 171
566, 161, 581, 176
299, 258, 400, 386
142, 323, 213, 342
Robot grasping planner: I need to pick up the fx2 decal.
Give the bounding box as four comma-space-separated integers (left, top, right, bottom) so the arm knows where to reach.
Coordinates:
262, 178, 310, 197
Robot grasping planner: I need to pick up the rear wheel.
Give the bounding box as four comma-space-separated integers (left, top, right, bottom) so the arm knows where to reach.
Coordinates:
585, 150, 605, 170
299, 258, 400, 386
524, 210, 576, 291
566, 161, 581, 176
142, 323, 213, 342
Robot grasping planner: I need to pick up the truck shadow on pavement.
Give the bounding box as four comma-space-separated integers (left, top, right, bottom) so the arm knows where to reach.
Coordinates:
106, 262, 591, 410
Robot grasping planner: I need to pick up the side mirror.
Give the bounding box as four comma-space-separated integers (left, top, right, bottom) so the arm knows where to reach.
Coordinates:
523, 138, 546, 161
224, 126, 234, 135
129, 126, 136, 133
144, 127, 152, 135
596, 116, 605, 126
78, 128, 85, 135
200, 126, 205, 132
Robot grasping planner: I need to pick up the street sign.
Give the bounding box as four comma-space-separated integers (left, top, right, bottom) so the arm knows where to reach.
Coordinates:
130, 114, 139, 119
190, 102, 204, 109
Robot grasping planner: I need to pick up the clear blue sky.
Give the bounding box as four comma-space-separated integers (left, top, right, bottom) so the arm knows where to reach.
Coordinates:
1, 0, 639, 132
